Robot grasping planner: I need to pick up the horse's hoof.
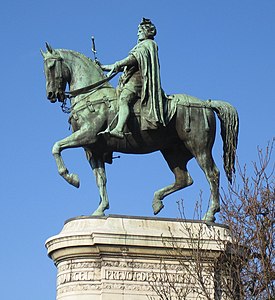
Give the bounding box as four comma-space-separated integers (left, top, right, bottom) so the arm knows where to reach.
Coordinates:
92, 209, 105, 216
67, 173, 80, 188
202, 213, 216, 223
152, 200, 164, 215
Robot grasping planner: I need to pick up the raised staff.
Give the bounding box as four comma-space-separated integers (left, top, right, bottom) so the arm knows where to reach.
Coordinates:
91, 36, 98, 63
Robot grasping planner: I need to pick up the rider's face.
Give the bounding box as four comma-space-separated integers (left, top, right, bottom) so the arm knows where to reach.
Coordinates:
137, 27, 147, 41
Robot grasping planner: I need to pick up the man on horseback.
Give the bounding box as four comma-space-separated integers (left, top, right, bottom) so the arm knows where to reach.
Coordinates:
101, 18, 166, 138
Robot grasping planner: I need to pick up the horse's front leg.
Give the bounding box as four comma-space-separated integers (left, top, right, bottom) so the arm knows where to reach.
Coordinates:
52, 126, 96, 188
86, 153, 109, 216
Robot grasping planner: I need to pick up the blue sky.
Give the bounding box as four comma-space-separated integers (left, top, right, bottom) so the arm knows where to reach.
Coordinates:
0, 1, 274, 299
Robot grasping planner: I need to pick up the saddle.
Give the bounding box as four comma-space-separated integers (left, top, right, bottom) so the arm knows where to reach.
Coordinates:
123, 93, 178, 130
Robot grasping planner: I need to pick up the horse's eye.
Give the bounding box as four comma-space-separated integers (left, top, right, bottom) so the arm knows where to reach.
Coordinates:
47, 60, 55, 69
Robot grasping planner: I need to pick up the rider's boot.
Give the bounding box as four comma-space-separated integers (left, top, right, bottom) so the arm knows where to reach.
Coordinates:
110, 102, 129, 139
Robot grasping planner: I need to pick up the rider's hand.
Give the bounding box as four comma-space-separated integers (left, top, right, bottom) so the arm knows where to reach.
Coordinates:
100, 64, 112, 71
113, 62, 121, 72
107, 62, 121, 77
107, 65, 116, 77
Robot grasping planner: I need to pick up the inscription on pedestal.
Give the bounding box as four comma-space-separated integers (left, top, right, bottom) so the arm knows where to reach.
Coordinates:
104, 269, 185, 283
56, 258, 194, 296
57, 270, 95, 285
57, 261, 99, 297
46, 216, 231, 299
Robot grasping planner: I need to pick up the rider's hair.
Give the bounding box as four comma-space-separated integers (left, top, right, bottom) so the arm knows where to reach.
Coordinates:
139, 18, 157, 39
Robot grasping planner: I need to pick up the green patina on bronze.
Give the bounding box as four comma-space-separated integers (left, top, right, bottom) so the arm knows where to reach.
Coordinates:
100, 18, 165, 138
41, 18, 239, 222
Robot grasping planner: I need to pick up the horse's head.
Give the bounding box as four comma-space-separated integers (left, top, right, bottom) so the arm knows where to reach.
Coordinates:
41, 43, 70, 103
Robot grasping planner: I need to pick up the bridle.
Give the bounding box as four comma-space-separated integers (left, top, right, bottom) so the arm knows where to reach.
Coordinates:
45, 56, 67, 103
45, 55, 119, 114
52, 58, 64, 91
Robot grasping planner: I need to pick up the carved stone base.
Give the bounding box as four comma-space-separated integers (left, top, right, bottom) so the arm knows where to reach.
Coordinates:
46, 215, 232, 300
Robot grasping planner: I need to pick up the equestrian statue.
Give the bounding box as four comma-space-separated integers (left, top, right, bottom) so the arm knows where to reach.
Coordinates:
41, 18, 239, 222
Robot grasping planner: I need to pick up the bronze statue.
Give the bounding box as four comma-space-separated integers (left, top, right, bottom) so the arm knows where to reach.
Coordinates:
101, 18, 165, 138
41, 20, 238, 222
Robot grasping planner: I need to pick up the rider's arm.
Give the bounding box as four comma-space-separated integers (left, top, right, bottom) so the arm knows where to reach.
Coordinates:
101, 54, 137, 72
114, 54, 137, 71
100, 64, 113, 71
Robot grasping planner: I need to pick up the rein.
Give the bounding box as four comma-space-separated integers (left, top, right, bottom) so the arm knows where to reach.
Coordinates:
65, 71, 118, 98
61, 71, 118, 114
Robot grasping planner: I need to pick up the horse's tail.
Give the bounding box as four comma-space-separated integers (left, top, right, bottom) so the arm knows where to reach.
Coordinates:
208, 100, 239, 183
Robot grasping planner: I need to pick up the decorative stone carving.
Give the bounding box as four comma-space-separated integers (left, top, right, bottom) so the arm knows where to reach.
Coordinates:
46, 215, 232, 299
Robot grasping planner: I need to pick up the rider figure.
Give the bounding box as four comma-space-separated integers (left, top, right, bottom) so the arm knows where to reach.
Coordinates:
101, 18, 166, 138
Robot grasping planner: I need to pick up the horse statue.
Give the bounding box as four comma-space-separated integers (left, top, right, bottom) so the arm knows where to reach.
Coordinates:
41, 43, 239, 222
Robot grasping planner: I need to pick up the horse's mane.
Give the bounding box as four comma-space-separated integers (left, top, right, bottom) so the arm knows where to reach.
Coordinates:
57, 49, 106, 78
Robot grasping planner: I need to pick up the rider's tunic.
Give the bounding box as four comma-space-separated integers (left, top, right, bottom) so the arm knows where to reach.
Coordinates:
119, 39, 166, 130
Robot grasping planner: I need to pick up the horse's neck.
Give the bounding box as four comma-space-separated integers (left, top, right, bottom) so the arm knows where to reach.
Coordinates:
68, 56, 102, 91
63, 51, 116, 106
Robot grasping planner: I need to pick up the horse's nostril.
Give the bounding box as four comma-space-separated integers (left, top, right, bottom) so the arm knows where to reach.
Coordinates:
47, 92, 54, 99
47, 92, 57, 103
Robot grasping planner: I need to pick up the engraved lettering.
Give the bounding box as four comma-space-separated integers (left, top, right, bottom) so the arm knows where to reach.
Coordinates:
57, 271, 95, 286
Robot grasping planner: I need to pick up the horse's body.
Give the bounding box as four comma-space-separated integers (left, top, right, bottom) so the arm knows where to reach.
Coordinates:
41, 45, 239, 222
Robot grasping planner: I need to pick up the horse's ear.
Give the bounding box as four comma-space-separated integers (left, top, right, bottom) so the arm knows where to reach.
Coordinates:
40, 49, 46, 58
46, 42, 53, 53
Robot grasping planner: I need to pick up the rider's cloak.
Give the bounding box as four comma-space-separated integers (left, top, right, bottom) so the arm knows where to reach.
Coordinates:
130, 39, 166, 130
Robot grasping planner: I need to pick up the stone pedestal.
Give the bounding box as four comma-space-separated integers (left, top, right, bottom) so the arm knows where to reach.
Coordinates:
46, 215, 232, 300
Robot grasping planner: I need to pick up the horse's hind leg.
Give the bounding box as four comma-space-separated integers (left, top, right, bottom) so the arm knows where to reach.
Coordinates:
153, 147, 193, 215
194, 150, 220, 222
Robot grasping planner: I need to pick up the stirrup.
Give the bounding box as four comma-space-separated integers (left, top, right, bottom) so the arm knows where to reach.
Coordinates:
97, 127, 111, 136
